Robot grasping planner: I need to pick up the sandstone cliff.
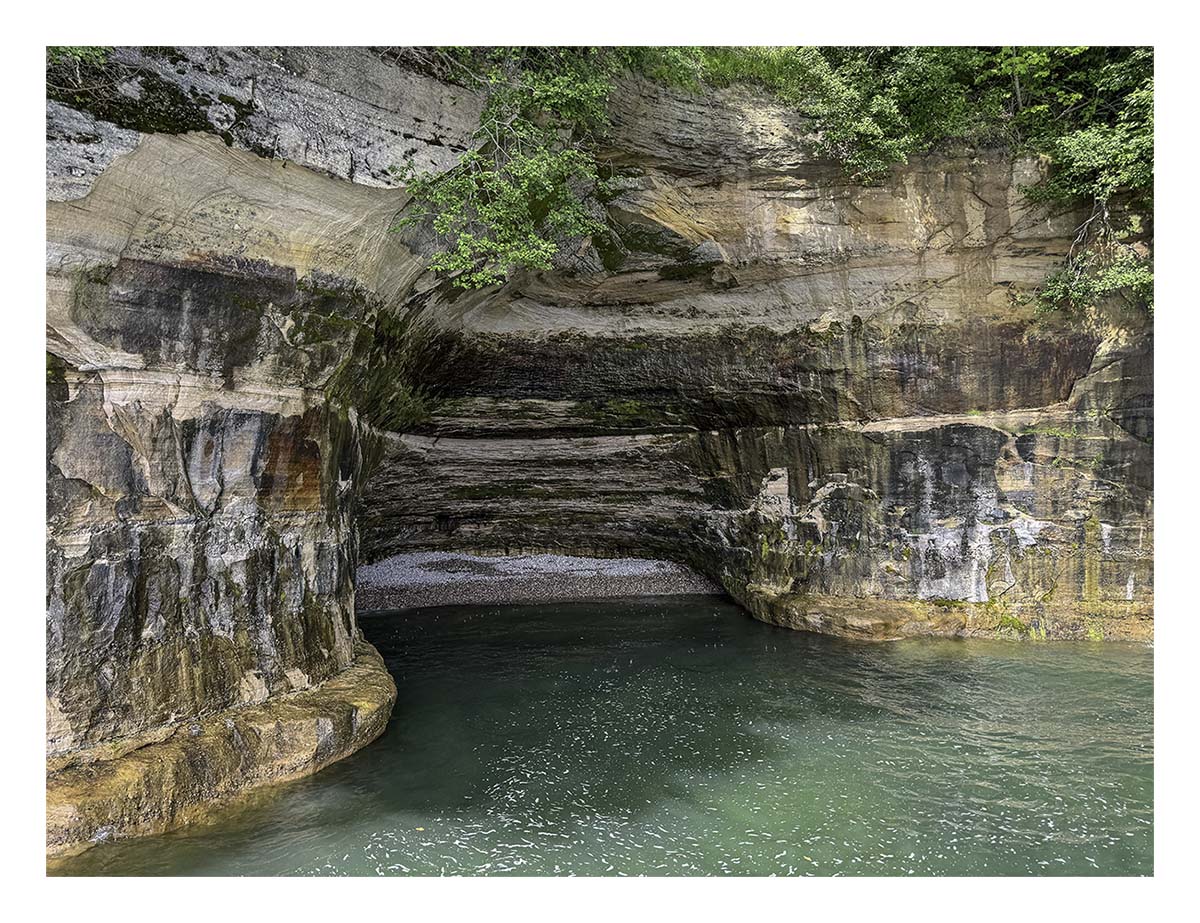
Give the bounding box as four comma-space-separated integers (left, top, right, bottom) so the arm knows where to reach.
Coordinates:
44, 46, 475, 853
45, 46, 1152, 854
361, 75, 1153, 641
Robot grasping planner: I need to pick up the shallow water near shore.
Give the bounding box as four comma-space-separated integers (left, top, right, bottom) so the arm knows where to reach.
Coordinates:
53, 596, 1153, 876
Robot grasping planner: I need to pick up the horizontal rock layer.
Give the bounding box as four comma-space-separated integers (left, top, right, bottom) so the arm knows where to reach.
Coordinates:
359, 74, 1153, 642
46, 641, 395, 859
45, 46, 1152, 856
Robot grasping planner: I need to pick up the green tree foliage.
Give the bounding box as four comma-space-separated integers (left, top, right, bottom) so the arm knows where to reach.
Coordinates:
394, 48, 621, 289
397, 46, 1153, 306
1014, 48, 1153, 316
1038, 240, 1153, 316
694, 46, 1000, 181
47, 46, 110, 66
46, 47, 113, 95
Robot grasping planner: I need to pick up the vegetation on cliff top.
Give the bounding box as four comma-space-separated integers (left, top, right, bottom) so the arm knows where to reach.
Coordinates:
396, 45, 1152, 312
45, 46, 1150, 312
393, 48, 632, 288
47, 46, 110, 67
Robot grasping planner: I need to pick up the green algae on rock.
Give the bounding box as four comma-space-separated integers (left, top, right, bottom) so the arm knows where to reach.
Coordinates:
44, 46, 1153, 860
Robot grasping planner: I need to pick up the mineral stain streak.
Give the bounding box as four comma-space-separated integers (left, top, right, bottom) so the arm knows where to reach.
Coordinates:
45, 47, 1153, 857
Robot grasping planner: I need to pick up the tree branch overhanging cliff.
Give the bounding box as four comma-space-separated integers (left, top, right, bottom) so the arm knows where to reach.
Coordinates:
390, 45, 1153, 316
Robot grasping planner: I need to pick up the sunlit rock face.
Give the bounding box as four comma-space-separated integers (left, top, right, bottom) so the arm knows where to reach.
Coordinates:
46, 122, 427, 756
359, 76, 1153, 641
45, 44, 1151, 853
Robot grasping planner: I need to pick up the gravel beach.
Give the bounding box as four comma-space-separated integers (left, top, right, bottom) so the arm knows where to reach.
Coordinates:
355, 551, 723, 611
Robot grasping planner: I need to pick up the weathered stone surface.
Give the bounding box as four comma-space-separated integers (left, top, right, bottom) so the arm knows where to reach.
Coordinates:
47, 384, 368, 751
359, 72, 1153, 642
45, 47, 1153, 859
46, 641, 395, 859
45, 131, 415, 756
46, 46, 482, 200
43, 51, 471, 856
46, 101, 142, 202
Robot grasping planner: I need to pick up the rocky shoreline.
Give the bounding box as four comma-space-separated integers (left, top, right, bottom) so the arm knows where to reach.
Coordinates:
356, 552, 722, 610
46, 641, 396, 861
43, 46, 1153, 862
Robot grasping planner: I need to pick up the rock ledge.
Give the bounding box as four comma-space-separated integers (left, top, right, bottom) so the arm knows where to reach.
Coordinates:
46, 641, 396, 861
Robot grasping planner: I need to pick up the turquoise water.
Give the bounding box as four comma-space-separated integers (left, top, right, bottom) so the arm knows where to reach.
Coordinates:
54, 596, 1153, 876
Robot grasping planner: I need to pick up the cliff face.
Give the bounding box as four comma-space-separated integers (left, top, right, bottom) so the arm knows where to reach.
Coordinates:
361, 77, 1153, 641
45, 47, 1152, 853
46, 131, 409, 755
44, 47, 480, 853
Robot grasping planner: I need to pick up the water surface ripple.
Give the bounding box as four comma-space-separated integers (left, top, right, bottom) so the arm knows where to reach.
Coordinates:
55, 596, 1153, 876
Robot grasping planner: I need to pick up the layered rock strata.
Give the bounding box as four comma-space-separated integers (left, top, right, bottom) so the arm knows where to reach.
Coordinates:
46, 642, 393, 860
360, 78, 1153, 642
44, 45, 484, 852
46, 47, 1153, 855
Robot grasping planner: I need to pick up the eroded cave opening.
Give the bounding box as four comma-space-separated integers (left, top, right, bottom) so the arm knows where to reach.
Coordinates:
45, 46, 1153, 861
342, 256, 1152, 645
